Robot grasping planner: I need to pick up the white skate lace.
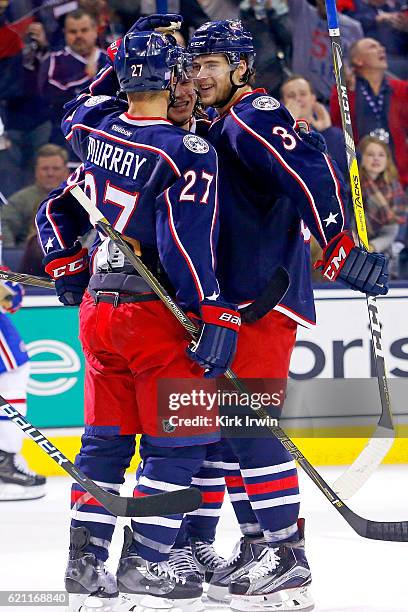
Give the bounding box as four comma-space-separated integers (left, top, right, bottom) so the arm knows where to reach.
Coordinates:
151, 560, 186, 585
169, 547, 198, 576
194, 541, 226, 569
247, 547, 280, 582
14, 455, 37, 477
224, 538, 244, 567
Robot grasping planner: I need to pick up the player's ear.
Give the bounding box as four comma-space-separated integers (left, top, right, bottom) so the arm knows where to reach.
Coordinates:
232, 59, 248, 85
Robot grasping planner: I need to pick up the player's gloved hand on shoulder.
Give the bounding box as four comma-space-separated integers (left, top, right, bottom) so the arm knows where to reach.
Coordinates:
295, 120, 328, 154
186, 299, 240, 378
44, 241, 90, 306
0, 268, 24, 313
315, 231, 389, 296
128, 13, 183, 33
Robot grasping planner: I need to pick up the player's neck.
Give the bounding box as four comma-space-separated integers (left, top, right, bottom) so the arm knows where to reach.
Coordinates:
127, 96, 169, 120
216, 85, 252, 116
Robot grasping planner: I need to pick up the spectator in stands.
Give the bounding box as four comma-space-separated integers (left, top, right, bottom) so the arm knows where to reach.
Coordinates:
240, 0, 293, 96
344, 0, 408, 79
38, 9, 106, 151
286, 0, 363, 103
330, 37, 408, 188
1, 145, 69, 247
359, 135, 407, 270
280, 74, 348, 179
198, 0, 239, 20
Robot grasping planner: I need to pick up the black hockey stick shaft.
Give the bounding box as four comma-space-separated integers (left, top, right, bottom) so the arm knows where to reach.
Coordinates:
0, 398, 201, 517
71, 184, 408, 542
0, 269, 55, 289
323, 0, 395, 498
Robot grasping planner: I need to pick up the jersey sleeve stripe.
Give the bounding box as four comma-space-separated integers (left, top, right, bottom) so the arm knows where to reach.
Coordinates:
230, 109, 329, 245
66, 124, 181, 177
323, 153, 346, 231
210, 153, 219, 273
164, 188, 204, 303
89, 65, 114, 94
0, 331, 18, 371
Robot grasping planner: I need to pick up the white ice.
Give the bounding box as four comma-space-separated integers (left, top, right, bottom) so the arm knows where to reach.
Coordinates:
1, 465, 408, 612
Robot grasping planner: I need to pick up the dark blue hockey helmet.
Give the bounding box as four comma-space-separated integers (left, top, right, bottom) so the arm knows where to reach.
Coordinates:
188, 20, 255, 70
114, 30, 185, 93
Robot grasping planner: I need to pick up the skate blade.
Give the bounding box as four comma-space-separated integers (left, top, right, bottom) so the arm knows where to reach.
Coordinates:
121, 595, 204, 612
67, 593, 118, 612
230, 586, 314, 611
205, 583, 231, 603
0, 483, 46, 500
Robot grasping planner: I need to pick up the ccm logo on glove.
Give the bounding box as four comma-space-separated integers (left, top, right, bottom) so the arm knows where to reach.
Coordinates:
320, 233, 354, 281
45, 248, 88, 279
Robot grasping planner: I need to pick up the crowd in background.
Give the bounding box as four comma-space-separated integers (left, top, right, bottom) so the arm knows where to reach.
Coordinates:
0, 0, 407, 281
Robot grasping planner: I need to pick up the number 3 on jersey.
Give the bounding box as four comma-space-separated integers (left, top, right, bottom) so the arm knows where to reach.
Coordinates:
272, 126, 297, 150
84, 173, 139, 232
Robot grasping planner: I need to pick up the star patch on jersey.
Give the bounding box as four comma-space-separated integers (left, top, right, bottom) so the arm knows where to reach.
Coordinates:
84, 95, 111, 107
183, 134, 209, 154
252, 96, 280, 111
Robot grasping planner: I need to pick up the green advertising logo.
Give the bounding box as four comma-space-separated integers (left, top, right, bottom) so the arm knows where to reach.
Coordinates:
13, 305, 85, 428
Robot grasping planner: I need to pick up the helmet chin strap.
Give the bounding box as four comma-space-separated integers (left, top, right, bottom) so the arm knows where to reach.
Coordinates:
212, 68, 250, 109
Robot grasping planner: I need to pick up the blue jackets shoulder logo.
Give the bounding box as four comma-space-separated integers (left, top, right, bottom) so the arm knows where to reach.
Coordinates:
252, 96, 280, 111
183, 134, 209, 154
84, 95, 112, 107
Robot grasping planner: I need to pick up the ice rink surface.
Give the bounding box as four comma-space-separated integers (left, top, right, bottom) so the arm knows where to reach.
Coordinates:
1, 465, 408, 612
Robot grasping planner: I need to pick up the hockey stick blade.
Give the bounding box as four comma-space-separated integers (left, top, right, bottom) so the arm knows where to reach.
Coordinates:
0, 269, 54, 289
0, 397, 202, 517
240, 267, 289, 323
71, 184, 408, 541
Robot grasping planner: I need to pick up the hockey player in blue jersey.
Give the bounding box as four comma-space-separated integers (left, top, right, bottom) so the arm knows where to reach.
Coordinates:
166, 19, 389, 612
36, 30, 242, 611
0, 276, 47, 501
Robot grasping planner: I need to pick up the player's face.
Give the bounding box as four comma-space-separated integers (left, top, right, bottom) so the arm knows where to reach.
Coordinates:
168, 80, 197, 127
35, 155, 69, 191
353, 39, 388, 71
361, 142, 387, 177
281, 79, 315, 117
65, 16, 98, 57
191, 54, 235, 107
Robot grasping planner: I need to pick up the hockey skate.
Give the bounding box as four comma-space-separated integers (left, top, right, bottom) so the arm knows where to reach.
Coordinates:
116, 526, 204, 612
65, 527, 118, 612
0, 451, 46, 500
229, 521, 314, 612
190, 538, 227, 580
206, 535, 266, 603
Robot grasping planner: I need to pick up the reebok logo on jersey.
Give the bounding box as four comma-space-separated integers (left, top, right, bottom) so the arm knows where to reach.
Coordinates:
112, 124, 132, 137
183, 134, 209, 154
252, 96, 280, 111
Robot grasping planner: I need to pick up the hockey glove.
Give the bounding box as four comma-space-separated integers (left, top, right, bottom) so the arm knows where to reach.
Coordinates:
186, 300, 240, 379
315, 232, 389, 296
0, 268, 24, 313
128, 13, 183, 33
44, 241, 90, 306
295, 120, 327, 154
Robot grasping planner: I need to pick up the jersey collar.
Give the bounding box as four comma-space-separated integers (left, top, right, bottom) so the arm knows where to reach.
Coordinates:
210, 88, 267, 125
120, 113, 173, 126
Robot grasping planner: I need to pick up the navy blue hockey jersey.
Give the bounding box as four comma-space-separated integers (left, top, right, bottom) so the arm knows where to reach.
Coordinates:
36, 92, 221, 313
197, 89, 348, 327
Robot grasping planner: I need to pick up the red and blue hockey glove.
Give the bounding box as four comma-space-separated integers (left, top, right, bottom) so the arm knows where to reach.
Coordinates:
129, 13, 183, 33
186, 300, 240, 378
44, 241, 90, 306
295, 120, 328, 153
315, 232, 389, 296
0, 268, 24, 313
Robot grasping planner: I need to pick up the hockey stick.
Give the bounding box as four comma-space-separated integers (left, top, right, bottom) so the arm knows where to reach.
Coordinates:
324, 0, 395, 500
240, 267, 289, 323
0, 269, 55, 289
0, 401, 201, 517
71, 183, 408, 542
